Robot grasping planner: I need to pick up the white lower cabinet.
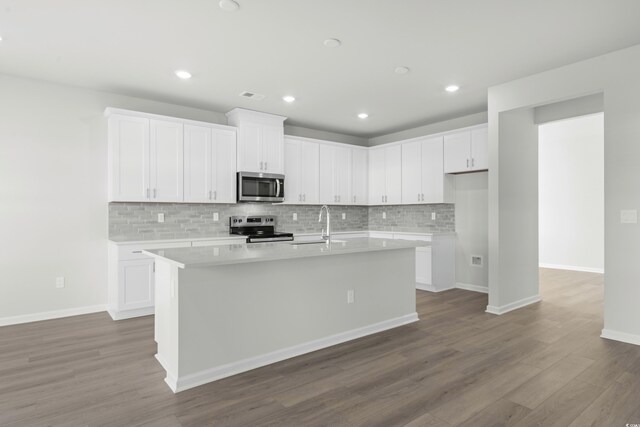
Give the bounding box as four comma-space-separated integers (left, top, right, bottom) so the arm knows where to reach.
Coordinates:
108, 237, 244, 320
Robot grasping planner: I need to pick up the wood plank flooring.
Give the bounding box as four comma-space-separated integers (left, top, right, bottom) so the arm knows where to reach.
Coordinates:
1, 268, 639, 426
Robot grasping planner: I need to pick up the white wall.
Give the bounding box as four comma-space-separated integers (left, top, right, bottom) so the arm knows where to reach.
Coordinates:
0, 74, 236, 323
539, 114, 604, 273
488, 43, 640, 344
454, 172, 488, 290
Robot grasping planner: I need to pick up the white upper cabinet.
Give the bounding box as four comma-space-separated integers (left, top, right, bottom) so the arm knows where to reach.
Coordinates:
108, 114, 150, 202
226, 108, 286, 174
284, 137, 319, 204
150, 119, 184, 202
443, 125, 488, 173
319, 144, 351, 205
184, 124, 237, 203
351, 148, 368, 205
107, 108, 236, 203
369, 145, 401, 204
401, 136, 454, 204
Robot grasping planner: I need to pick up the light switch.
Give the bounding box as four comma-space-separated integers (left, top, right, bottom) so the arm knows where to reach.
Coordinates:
342, 213, 346, 220
382, 212, 386, 219
621, 210, 637, 224
293, 213, 298, 221
55, 276, 65, 289
158, 213, 165, 223
213, 212, 219, 222
431, 212, 437, 220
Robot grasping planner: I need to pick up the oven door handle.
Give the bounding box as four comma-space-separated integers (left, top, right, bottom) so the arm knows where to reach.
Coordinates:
276, 179, 282, 197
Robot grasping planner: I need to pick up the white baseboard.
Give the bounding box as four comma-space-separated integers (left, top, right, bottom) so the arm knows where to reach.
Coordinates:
486, 295, 541, 315
455, 282, 489, 294
416, 284, 455, 293
0, 304, 107, 327
539, 263, 604, 274
601, 329, 640, 346
108, 306, 155, 321
166, 312, 419, 393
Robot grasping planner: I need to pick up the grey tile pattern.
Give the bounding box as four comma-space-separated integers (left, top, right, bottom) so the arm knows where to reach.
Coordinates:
367, 204, 455, 232
109, 202, 455, 241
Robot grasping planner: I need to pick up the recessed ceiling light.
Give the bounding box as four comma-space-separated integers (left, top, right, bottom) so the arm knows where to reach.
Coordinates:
175, 70, 192, 80
394, 66, 410, 75
219, 0, 240, 12
358, 113, 369, 119
323, 38, 342, 48
445, 85, 459, 93
282, 95, 296, 103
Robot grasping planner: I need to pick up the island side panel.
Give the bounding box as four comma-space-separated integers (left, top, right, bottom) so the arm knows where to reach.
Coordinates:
176, 248, 417, 384
154, 259, 180, 389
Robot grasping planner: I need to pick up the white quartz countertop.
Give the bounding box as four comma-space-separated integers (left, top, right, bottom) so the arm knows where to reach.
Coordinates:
109, 233, 245, 245
143, 237, 427, 268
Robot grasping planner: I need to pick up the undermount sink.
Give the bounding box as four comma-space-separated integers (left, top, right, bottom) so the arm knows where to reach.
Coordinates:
290, 239, 347, 246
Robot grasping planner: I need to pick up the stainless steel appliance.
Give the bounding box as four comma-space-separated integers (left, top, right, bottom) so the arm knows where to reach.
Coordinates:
229, 215, 294, 243
237, 172, 285, 203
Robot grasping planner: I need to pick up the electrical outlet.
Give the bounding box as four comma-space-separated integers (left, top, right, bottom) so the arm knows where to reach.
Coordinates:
347, 289, 355, 304
621, 210, 637, 224
213, 212, 219, 222
431, 212, 436, 220
157, 213, 165, 223
55, 276, 65, 289
293, 213, 298, 221
382, 212, 386, 219
342, 213, 346, 220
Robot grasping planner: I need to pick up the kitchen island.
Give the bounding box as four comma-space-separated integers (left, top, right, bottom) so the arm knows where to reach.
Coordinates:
143, 237, 426, 392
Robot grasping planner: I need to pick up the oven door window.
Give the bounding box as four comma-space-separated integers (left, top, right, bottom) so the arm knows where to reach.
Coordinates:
242, 177, 278, 198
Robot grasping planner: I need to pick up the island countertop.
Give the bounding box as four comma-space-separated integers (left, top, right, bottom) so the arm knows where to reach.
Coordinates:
143, 237, 428, 268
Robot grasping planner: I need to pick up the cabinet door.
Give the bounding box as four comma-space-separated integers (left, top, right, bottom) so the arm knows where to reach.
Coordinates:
401, 140, 423, 204
284, 139, 301, 203
119, 259, 154, 310
299, 141, 319, 204
237, 123, 262, 172
150, 120, 184, 202
443, 131, 471, 173
415, 247, 433, 285
334, 145, 351, 204
470, 127, 488, 171
184, 125, 212, 203
369, 148, 386, 204
351, 148, 368, 205
319, 144, 335, 204
385, 145, 402, 205
262, 125, 284, 173
213, 129, 237, 203
109, 114, 150, 202
421, 136, 445, 203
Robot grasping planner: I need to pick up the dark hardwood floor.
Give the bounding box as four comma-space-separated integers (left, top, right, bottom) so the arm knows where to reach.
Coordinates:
1, 268, 639, 426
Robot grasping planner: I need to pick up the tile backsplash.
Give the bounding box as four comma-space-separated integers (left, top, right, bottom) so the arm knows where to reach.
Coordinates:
109, 202, 455, 241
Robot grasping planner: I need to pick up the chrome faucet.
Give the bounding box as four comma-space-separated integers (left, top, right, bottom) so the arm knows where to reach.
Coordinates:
318, 205, 331, 242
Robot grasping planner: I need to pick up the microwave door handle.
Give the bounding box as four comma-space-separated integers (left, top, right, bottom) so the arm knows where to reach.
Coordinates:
276, 179, 281, 197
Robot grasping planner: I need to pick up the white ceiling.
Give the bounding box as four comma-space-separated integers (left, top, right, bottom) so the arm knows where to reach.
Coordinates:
2, 0, 640, 137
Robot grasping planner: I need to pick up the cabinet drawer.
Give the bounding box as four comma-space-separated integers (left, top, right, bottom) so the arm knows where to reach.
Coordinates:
118, 241, 191, 260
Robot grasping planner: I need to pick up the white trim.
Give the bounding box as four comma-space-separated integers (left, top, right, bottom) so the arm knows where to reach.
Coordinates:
539, 263, 604, 274
416, 284, 455, 293
166, 312, 419, 393
0, 305, 107, 327
486, 295, 541, 315
107, 306, 155, 321
455, 282, 489, 294
601, 329, 640, 346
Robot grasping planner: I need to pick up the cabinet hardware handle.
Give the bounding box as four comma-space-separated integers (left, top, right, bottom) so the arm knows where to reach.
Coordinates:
298, 194, 301, 202
146, 188, 150, 199
132, 250, 142, 254
264, 161, 267, 170
153, 188, 157, 198
471, 158, 475, 167
209, 190, 212, 200
418, 193, 421, 201
466, 158, 470, 168
213, 190, 217, 200
421, 194, 424, 201
303, 194, 306, 202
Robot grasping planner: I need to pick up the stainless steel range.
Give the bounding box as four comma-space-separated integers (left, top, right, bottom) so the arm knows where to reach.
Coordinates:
229, 215, 294, 243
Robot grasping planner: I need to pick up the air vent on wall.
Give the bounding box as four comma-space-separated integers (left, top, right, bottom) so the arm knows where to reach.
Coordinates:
471, 255, 484, 267
239, 91, 266, 101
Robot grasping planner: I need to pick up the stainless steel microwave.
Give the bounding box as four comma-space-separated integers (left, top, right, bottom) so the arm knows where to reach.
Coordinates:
237, 172, 285, 203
